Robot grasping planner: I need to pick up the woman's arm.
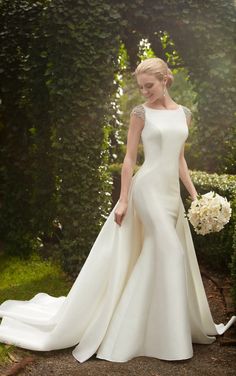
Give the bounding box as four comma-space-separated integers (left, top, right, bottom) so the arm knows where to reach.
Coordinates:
179, 151, 198, 200
119, 108, 144, 203
179, 112, 198, 201
114, 106, 144, 226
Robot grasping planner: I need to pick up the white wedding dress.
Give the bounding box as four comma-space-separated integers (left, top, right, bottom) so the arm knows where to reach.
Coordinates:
0, 104, 235, 363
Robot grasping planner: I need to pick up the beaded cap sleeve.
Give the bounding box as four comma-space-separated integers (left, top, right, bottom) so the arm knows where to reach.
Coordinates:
181, 105, 192, 125
130, 104, 145, 121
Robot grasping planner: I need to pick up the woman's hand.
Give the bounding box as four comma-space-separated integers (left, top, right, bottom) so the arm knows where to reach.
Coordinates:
114, 200, 128, 226
189, 192, 198, 201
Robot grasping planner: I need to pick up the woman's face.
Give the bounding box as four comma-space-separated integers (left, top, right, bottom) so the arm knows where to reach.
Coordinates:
136, 72, 167, 104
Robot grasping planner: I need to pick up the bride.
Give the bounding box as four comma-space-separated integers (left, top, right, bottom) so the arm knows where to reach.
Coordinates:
0, 57, 235, 363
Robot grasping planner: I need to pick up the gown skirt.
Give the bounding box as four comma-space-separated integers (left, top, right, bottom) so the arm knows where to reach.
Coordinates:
0, 104, 235, 363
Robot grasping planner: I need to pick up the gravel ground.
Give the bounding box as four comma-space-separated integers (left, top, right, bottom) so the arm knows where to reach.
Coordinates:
0, 270, 235, 376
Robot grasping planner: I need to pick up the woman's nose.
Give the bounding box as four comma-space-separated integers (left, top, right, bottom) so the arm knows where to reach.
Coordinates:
142, 89, 149, 95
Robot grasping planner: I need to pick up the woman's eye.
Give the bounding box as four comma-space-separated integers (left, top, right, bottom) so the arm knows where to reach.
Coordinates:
138, 84, 153, 90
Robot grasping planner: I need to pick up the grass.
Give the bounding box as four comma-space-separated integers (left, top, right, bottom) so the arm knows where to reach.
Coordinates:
0, 252, 72, 364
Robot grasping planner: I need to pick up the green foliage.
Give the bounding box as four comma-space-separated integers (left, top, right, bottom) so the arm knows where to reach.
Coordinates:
0, 253, 71, 303
42, 0, 122, 276
231, 224, 236, 307
180, 170, 236, 273
0, 0, 57, 256
184, 170, 236, 307
0, 344, 14, 364
0, 0, 123, 275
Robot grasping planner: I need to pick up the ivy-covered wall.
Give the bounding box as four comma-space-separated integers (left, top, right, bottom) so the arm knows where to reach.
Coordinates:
0, 0, 123, 274
0, 0, 55, 255
43, 0, 123, 273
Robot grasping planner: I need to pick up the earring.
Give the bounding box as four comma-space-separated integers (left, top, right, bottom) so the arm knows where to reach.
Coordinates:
163, 86, 166, 97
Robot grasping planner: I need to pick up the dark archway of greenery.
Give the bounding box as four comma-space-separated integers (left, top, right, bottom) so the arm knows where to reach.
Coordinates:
0, 0, 235, 277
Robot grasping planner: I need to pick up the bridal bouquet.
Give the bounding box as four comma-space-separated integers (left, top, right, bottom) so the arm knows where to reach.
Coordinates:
186, 191, 232, 235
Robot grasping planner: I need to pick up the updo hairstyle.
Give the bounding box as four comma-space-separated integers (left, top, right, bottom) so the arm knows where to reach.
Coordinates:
133, 57, 174, 88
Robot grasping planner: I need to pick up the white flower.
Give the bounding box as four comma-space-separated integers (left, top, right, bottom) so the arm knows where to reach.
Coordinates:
186, 191, 232, 235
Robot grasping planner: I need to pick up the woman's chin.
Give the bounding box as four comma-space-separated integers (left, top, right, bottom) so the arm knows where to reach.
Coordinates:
146, 97, 155, 104
146, 95, 163, 105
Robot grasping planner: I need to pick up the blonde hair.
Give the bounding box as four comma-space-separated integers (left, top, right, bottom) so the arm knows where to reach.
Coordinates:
133, 57, 174, 88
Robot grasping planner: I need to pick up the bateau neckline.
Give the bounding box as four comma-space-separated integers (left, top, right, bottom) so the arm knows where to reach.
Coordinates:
142, 104, 182, 111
